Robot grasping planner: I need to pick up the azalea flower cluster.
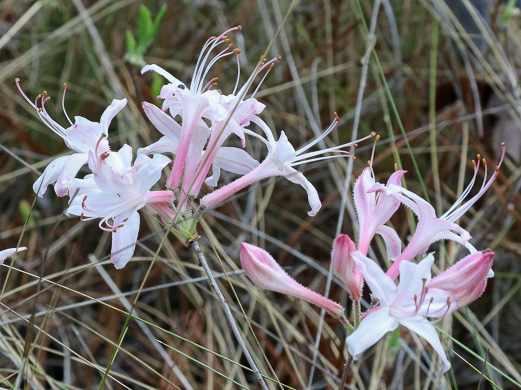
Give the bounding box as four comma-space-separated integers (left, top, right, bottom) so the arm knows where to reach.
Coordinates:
240, 147, 505, 373
18, 27, 372, 269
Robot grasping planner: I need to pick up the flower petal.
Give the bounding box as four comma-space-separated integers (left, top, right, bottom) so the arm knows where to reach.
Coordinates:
100, 98, 127, 133
138, 136, 179, 156
111, 211, 140, 269
351, 251, 397, 306
0, 247, 27, 265
33, 155, 70, 197
142, 102, 182, 141
141, 64, 185, 87
213, 147, 260, 175
400, 317, 451, 373
283, 166, 321, 216
347, 307, 399, 359
375, 225, 402, 262
54, 153, 89, 197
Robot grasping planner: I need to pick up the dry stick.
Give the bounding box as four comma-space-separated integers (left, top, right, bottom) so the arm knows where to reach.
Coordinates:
338, 355, 353, 390
189, 239, 269, 390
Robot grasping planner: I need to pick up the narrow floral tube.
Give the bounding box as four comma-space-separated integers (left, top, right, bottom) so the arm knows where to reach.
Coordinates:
240, 243, 344, 318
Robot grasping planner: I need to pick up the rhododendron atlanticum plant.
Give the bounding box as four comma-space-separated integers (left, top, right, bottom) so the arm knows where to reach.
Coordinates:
11, 19, 509, 388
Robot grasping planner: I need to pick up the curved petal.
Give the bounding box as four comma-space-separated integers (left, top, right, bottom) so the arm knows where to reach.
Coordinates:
204, 165, 221, 187
33, 155, 70, 197
400, 317, 451, 373
142, 102, 182, 141
347, 308, 398, 359
111, 211, 140, 269
351, 251, 396, 306
376, 225, 402, 262
137, 136, 179, 156
100, 98, 127, 133
283, 166, 321, 216
213, 147, 260, 175
141, 64, 185, 87
66, 118, 106, 153
135, 154, 171, 196
353, 168, 376, 238
54, 153, 89, 197
0, 247, 27, 265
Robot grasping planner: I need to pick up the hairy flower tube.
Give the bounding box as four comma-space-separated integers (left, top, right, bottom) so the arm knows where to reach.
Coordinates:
331, 234, 363, 300
347, 252, 456, 373
66, 144, 171, 269
16, 79, 127, 197
240, 243, 344, 318
429, 250, 494, 307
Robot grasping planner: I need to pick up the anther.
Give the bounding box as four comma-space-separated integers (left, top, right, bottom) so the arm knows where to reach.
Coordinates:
237, 25, 242, 30
227, 43, 233, 48
367, 160, 371, 166
122, 218, 128, 222
501, 142, 505, 146
233, 48, 241, 54
15, 78, 20, 83
117, 224, 124, 229
42, 91, 47, 98
483, 158, 487, 165
354, 143, 359, 147
44, 97, 51, 103
495, 166, 499, 173
375, 134, 380, 142
334, 112, 339, 121
370, 131, 376, 137
277, 55, 282, 60
394, 163, 398, 171
477, 154, 481, 161
63, 83, 67, 89
472, 159, 476, 167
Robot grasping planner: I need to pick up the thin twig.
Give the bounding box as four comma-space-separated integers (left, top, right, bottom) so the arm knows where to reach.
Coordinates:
188, 239, 269, 390
338, 354, 353, 390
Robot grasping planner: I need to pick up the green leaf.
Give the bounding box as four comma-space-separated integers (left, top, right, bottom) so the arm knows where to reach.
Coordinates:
19, 200, 35, 228
152, 5, 167, 35
137, 5, 153, 53
125, 30, 136, 55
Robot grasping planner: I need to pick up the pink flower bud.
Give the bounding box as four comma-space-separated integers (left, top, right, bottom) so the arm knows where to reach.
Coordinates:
240, 243, 344, 318
331, 234, 363, 300
428, 251, 494, 308
454, 279, 488, 307
429, 251, 494, 291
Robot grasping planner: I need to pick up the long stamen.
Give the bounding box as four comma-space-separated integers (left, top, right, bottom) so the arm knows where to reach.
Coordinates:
444, 143, 505, 223
197, 44, 235, 93
441, 157, 481, 219
369, 134, 380, 170
62, 83, 73, 126
232, 49, 242, 95
251, 63, 274, 100
297, 113, 340, 155
15, 78, 38, 109
291, 153, 354, 167
201, 77, 219, 93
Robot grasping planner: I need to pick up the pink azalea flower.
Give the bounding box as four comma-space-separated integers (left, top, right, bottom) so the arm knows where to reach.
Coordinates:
370, 146, 505, 280
240, 243, 344, 318
138, 102, 259, 201
0, 247, 27, 265
16, 79, 127, 197
347, 251, 456, 373
201, 117, 375, 216
353, 167, 406, 256
66, 145, 171, 269
331, 234, 363, 300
